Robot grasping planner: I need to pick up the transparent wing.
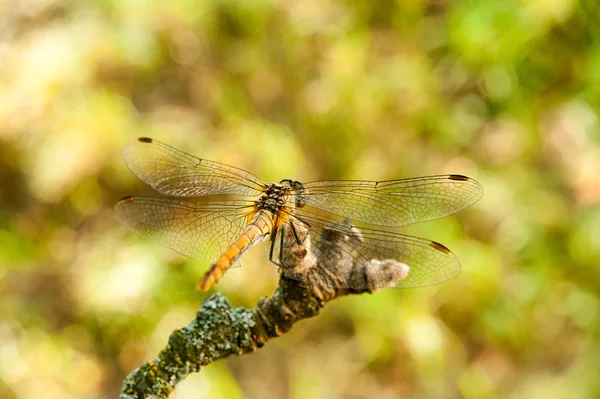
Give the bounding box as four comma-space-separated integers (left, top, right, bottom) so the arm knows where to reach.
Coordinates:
122, 138, 265, 197
297, 175, 483, 227
115, 196, 254, 261
271, 212, 460, 289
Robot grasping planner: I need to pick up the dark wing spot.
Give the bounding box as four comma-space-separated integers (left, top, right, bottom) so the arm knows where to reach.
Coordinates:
138, 137, 153, 143
448, 174, 470, 181
430, 241, 451, 254
119, 196, 135, 203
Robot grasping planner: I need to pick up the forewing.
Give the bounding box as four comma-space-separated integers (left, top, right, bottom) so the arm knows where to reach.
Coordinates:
115, 197, 253, 261
122, 138, 265, 197
274, 213, 460, 289
299, 175, 483, 227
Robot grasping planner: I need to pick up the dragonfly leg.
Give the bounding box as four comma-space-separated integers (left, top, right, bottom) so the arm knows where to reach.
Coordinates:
289, 222, 302, 245
269, 226, 281, 266
290, 217, 311, 244
278, 224, 285, 266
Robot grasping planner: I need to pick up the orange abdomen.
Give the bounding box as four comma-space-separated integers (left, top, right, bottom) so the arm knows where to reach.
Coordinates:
196, 210, 274, 291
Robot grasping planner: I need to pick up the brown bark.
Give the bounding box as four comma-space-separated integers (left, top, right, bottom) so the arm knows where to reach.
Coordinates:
120, 224, 407, 399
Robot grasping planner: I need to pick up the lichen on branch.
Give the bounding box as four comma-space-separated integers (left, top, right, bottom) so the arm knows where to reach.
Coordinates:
120, 223, 408, 399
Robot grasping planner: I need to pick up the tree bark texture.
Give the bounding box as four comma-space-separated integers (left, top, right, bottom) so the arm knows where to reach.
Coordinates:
120, 223, 408, 398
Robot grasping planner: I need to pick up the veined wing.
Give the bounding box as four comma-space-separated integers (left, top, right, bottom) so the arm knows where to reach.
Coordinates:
122, 138, 265, 197
271, 212, 460, 289
115, 197, 254, 261
297, 175, 483, 227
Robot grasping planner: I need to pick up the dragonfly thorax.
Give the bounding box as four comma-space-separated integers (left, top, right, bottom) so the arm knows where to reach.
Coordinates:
255, 183, 290, 213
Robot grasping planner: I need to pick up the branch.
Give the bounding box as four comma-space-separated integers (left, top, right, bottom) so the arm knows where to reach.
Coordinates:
120, 221, 409, 399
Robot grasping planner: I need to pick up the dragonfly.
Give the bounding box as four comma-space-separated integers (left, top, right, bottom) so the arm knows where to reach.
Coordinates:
115, 138, 483, 291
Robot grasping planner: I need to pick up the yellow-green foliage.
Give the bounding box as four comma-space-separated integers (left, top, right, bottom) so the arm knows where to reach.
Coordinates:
1, 1, 599, 398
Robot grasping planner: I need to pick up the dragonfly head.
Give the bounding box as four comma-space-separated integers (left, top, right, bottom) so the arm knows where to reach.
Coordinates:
279, 179, 308, 208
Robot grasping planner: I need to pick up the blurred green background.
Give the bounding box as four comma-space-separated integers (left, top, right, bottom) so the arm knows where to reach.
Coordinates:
1, 0, 600, 398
